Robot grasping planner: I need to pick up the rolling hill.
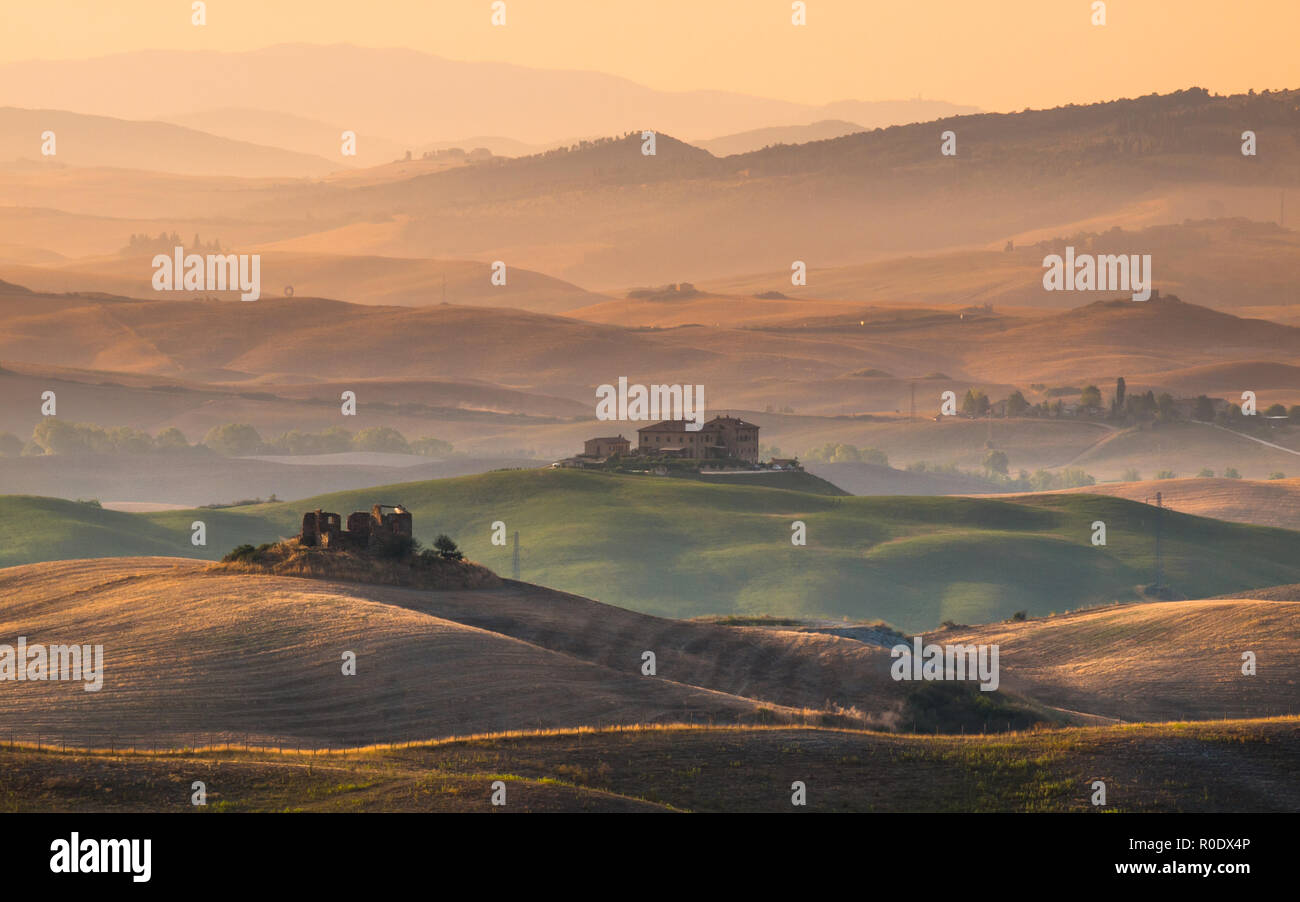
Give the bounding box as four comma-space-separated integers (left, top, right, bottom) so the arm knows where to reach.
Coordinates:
696, 119, 867, 156
200, 89, 1300, 285
7, 292, 1300, 491
3, 84, 1297, 290
0, 548, 1296, 812
945, 599, 1300, 722
0, 251, 608, 312
0, 452, 546, 509
1049, 421, 1300, 482
1005, 475, 1300, 530
4, 716, 1298, 812
6, 469, 1300, 628
1, 553, 1296, 749
9, 280, 1299, 423
699, 219, 1300, 313
0, 45, 976, 147
0, 107, 343, 177
156, 107, 407, 168
803, 461, 1017, 495
0, 557, 825, 747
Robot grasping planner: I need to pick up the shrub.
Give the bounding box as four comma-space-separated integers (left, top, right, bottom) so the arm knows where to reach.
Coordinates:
1060, 467, 1095, 488
203, 423, 264, 456
353, 426, 411, 454
1027, 467, 1095, 491
410, 436, 453, 457
432, 534, 464, 561
901, 682, 1040, 734
804, 442, 888, 465
153, 426, 190, 452
961, 389, 990, 417
221, 543, 274, 563
982, 449, 1009, 476
31, 419, 93, 454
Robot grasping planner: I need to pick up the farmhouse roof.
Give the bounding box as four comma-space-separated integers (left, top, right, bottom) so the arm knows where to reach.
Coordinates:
637, 420, 696, 433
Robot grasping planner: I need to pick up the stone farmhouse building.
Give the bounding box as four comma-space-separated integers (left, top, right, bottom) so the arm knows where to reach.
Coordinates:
300, 503, 412, 551
584, 435, 631, 458
636, 415, 759, 463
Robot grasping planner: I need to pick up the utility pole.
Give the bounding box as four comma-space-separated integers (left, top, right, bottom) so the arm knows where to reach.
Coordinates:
1154, 491, 1163, 589
511, 530, 520, 580
910, 382, 916, 422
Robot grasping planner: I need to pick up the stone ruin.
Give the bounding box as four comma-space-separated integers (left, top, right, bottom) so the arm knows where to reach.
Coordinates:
299, 503, 413, 552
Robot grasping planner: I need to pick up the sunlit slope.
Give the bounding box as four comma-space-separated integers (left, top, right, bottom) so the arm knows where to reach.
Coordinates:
946, 599, 1300, 723
1, 555, 1294, 760
0, 558, 796, 746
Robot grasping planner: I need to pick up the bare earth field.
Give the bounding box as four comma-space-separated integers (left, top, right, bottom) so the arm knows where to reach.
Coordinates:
1, 557, 1295, 750
0, 550, 1294, 814
944, 600, 1300, 723
0, 558, 898, 747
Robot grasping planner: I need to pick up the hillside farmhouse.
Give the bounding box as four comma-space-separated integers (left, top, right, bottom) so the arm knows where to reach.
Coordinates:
636, 415, 759, 463
559, 416, 762, 468
584, 435, 631, 458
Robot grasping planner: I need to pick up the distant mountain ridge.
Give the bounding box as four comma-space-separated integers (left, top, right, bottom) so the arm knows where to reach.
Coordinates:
0, 43, 978, 146
228, 88, 1300, 284
0, 107, 343, 177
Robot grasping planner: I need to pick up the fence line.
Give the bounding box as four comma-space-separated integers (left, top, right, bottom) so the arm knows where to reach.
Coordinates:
2, 732, 368, 756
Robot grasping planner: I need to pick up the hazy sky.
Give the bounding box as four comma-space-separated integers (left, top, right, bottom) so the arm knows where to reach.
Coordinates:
4, 0, 1298, 112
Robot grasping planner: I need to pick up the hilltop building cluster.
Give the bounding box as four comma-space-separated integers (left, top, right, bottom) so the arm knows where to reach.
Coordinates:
560, 416, 797, 470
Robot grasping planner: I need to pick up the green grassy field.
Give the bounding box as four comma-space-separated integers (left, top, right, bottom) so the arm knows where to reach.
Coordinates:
4, 469, 1300, 630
